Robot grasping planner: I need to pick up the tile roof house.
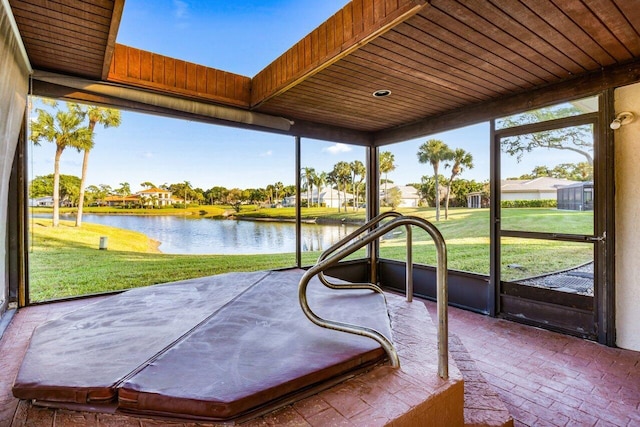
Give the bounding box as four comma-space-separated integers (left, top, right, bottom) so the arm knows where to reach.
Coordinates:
500, 177, 579, 201
102, 188, 174, 207
381, 185, 421, 207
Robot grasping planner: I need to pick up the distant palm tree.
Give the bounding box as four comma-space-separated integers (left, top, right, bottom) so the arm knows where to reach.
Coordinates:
325, 171, 339, 212
350, 160, 365, 211
313, 171, 326, 207
29, 102, 92, 227
149, 194, 159, 209
70, 105, 121, 227
333, 161, 351, 211
444, 148, 474, 220
417, 139, 453, 221
273, 181, 284, 204
117, 182, 131, 207
379, 151, 396, 205
183, 181, 192, 206
265, 184, 275, 205
301, 167, 315, 207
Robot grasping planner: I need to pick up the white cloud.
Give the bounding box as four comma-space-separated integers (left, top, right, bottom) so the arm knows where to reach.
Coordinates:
173, 0, 188, 19
323, 143, 352, 154
143, 151, 153, 159
260, 150, 273, 157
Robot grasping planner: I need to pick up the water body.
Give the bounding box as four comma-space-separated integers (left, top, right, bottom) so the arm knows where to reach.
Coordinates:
50, 214, 359, 255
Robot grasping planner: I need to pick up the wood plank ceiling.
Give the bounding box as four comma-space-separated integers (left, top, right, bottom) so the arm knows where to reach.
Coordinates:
254, 0, 640, 134
8, 0, 123, 79
10, 0, 640, 144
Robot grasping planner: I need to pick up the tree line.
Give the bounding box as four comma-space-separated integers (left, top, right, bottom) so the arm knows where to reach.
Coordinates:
30, 99, 594, 224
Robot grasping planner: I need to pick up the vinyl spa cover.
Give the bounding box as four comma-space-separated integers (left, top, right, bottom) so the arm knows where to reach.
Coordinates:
13, 269, 393, 421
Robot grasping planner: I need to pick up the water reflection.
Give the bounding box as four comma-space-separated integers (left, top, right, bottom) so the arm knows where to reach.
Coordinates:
46, 214, 359, 255
301, 224, 355, 252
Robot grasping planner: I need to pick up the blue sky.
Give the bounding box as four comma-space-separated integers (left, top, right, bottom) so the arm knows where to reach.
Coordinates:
29, 1, 585, 192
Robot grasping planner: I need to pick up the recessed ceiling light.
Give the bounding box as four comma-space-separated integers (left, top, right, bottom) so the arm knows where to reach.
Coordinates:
372, 89, 391, 98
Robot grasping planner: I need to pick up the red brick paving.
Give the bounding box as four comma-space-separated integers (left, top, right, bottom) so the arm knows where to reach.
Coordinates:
424, 302, 640, 427
1, 296, 639, 426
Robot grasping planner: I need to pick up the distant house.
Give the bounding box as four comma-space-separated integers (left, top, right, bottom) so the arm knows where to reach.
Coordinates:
30, 196, 54, 207
101, 188, 175, 207
381, 185, 421, 207
137, 188, 173, 207
29, 196, 73, 207
281, 195, 296, 207
314, 186, 354, 208
467, 177, 579, 208
102, 194, 141, 207
284, 187, 354, 208
500, 177, 579, 201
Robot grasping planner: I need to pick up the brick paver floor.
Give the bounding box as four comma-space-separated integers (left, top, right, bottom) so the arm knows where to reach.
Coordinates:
424, 303, 640, 427
1, 297, 639, 426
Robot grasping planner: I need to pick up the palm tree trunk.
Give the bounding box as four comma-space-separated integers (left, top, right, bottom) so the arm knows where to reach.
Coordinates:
52, 147, 63, 227
75, 149, 90, 227
444, 182, 452, 220
434, 165, 440, 221
384, 173, 388, 205
343, 181, 348, 211
352, 175, 356, 211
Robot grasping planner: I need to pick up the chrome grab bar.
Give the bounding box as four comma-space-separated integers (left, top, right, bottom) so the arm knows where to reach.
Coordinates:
316, 211, 404, 294
298, 215, 448, 379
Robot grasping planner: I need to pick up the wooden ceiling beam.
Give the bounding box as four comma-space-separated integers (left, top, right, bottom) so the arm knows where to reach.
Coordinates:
102, 0, 125, 80
31, 78, 372, 146
373, 58, 640, 146
250, 0, 429, 108
107, 44, 252, 108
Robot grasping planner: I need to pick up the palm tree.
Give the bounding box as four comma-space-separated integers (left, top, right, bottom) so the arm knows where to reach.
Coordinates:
379, 151, 396, 205
273, 181, 284, 204
350, 160, 365, 211
444, 148, 474, 220
117, 182, 131, 207
29, 102, 92, 227
148, 194, 159, 209
183, 181, 192, 206
140, 181, 156, 189
265, 184, 275, 205
333, 161, 351, 211
71, 105, 121, 227
417, 139, 453, 221
313, 171, 326, 207
325, 171, 339, 212
301, 167, 315, 207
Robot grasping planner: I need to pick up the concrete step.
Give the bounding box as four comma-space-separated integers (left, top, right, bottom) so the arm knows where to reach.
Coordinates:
450, 334, 514, 427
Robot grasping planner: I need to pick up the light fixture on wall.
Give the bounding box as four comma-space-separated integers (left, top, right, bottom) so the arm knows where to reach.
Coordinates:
610, 111, 635, 130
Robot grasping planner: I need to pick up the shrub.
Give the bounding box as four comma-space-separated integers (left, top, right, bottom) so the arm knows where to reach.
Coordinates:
501, 199, 557, 208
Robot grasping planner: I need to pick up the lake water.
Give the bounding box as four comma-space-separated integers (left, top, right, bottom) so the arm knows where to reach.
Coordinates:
52, 214, 359, 255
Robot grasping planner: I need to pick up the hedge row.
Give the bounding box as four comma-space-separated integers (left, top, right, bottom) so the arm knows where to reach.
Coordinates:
501, 199, 557, 208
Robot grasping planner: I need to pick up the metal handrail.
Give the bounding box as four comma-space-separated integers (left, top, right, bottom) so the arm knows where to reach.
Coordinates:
316, 211, 403, 294
298, 215, 448, 379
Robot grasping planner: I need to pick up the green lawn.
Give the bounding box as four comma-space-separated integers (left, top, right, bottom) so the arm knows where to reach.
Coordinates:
28, 207, 594, 301
378, 207, 593, 280
29, 218, 324, 301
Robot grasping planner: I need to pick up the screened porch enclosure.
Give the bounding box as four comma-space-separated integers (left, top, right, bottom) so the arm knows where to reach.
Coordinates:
4, 0, 638, 349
